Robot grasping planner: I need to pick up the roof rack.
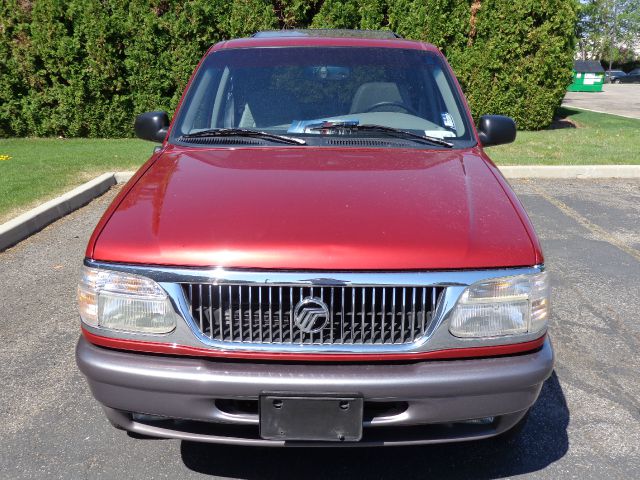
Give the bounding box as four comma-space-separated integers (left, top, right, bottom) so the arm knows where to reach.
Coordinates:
252, 29, 403, 40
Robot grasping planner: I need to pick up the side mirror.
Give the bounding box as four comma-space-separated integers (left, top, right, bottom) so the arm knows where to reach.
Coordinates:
134, 111, 170, 143
477, 115, 516, 147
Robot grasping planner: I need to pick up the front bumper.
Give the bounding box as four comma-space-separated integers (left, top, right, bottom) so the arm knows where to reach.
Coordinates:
76, 336, 554, 446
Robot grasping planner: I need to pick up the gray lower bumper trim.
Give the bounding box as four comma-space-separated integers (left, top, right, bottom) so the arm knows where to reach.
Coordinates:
76, 337, 553, 444
102, 406, 529, 447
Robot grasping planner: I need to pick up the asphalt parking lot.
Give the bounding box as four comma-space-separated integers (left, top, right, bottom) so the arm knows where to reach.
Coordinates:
1, 179, 639, 479
563, 84, 640, 119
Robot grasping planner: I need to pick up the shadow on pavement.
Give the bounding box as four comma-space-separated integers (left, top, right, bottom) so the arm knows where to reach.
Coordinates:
180, 371, 568, 479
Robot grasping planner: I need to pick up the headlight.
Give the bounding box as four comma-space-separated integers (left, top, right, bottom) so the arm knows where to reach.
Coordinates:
449, 271, 549, 338
78, 266, 178, 334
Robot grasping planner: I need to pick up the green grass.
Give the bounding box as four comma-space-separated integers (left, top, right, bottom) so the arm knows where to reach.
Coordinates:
489, 107, 640, 165
0, 107, 638, 222
0, 138, 151, 223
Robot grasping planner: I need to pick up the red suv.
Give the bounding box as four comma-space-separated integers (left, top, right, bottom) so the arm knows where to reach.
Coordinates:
77, 30, 552, 446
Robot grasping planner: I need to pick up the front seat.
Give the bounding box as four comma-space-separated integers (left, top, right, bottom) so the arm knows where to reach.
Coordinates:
239, 90, 302, 128
349, 82, 404, 113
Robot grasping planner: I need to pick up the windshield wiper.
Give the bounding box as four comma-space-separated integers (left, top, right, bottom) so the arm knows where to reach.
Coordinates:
309, 122, 454, 148
180, 128, 306, 145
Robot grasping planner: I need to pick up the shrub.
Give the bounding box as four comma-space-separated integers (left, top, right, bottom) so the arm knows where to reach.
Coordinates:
454, 0, 578, 130
0, 0, 577, 137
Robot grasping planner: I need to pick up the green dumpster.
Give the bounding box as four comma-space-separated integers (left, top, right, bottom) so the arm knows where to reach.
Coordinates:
568, 60, 605, 92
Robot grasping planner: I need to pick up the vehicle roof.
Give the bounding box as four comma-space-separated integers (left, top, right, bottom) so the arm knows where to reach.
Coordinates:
210, 30, 439, 53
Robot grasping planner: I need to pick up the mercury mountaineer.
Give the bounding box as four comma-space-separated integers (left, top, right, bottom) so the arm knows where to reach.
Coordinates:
76, 29, 553, 446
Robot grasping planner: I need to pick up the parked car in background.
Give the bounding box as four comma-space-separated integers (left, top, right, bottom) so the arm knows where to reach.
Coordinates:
76, 29, 553, 447
618, 68, 640, 83
605, 70, 627, 83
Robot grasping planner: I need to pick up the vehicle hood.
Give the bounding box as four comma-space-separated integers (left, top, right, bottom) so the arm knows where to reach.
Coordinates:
91, 146, 540, 270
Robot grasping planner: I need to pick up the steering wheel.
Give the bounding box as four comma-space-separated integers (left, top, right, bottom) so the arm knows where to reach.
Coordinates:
362, 101, 420, 116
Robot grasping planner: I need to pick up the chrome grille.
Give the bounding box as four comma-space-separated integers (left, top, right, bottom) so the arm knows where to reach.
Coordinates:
181, 284, 444, 345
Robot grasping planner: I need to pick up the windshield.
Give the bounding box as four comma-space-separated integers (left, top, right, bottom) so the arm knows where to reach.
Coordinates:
170, 47, 474, 147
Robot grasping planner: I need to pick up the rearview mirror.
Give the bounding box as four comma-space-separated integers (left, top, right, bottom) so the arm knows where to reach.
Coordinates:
134, 111, 170, 143
477, 115, 516, 147
306, 65, 351, 80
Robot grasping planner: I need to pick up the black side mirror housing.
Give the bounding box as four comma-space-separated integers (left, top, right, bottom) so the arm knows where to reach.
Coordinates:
134, 111, 170, 143
477, 115, 516, 147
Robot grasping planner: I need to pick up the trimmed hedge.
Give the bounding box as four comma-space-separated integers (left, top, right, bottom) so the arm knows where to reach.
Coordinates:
0, 0, 577, 137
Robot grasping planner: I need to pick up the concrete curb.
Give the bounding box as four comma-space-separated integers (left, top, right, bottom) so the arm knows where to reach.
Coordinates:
0, 171, 133, 252
499, 165, 640, 179
114, 171, 135, 183
560, 105, 640, 121
1, 165, 639, 252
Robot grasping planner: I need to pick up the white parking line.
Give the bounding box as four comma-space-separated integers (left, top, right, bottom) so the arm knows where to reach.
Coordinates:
531, 183, 640, 263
